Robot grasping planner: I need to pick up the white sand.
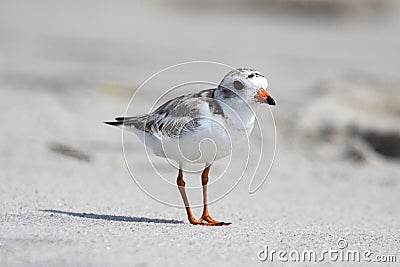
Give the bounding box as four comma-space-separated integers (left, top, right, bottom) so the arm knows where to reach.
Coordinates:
0, 1, 399, 266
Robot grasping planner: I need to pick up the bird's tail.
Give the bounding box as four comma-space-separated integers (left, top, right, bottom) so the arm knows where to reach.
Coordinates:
104, 116, 131, 127
104, 116, 148, 130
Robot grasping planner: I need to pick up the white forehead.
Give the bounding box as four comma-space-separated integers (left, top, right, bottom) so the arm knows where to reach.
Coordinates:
220, 68, 268, 88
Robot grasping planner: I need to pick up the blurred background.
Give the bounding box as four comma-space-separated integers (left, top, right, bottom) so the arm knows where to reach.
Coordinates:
1, 0, 399, 161
1, 0, 399, 266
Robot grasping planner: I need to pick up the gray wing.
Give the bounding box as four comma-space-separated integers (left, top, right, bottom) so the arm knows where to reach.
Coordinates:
106, 89, 224, 139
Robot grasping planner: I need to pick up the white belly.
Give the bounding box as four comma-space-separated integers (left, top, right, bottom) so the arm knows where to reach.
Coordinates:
129, 102, 256, 167
141, 116, 253, 167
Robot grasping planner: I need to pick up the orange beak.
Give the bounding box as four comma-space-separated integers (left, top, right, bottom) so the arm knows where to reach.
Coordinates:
255, 88, 276, 105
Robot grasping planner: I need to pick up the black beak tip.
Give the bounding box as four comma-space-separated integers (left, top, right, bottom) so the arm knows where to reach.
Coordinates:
267, 97, 276, 105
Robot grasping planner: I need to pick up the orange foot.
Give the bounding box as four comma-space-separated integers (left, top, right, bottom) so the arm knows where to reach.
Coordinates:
192, 214, 231, 226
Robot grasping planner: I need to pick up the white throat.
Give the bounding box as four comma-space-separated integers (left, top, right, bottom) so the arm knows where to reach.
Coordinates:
215, 92, 256, 133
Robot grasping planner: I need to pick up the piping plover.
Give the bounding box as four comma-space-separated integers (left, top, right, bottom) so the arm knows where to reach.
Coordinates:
105, 68, 276, 226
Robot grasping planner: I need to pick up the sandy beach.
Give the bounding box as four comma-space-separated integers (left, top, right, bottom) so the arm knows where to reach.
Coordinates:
0, 0, 399, 266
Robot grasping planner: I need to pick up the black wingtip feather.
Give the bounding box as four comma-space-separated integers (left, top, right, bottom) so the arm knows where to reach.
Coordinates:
115, 117, 126, 121
104, 121, 123, 126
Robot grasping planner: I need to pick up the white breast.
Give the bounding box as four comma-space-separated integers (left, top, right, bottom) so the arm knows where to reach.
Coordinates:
131, 99, 256, 168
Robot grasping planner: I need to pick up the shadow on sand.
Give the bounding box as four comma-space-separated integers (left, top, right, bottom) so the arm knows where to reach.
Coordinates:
40, 209, 183, 224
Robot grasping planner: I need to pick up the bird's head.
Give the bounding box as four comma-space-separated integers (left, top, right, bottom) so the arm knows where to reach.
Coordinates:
217, 68, 276, 106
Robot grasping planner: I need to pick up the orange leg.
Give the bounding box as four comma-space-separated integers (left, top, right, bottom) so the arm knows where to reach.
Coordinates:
199, 165, 231, 226
176, 168, 230, 226
176, 169, 203, 225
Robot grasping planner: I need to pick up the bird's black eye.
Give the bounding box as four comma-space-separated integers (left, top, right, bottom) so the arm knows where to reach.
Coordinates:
233, 80, 244, 90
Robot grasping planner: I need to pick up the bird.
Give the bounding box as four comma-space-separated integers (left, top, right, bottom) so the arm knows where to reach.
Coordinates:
105, 68, 276, 226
